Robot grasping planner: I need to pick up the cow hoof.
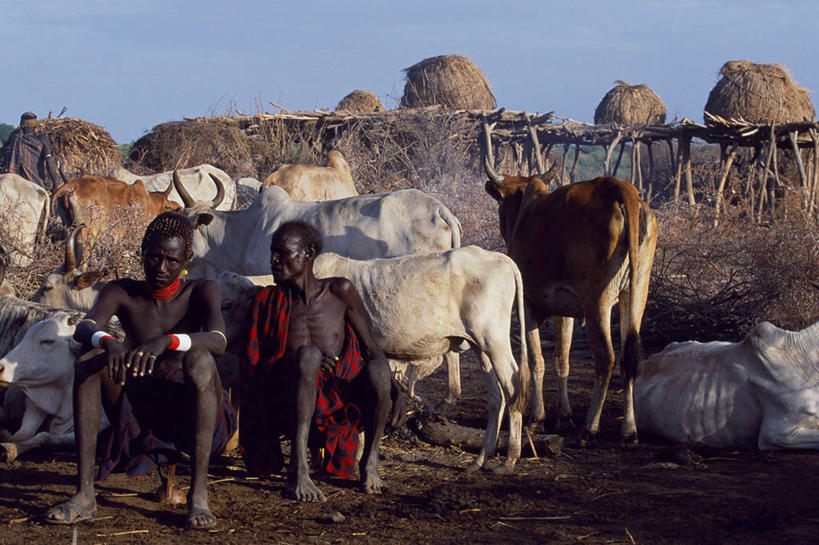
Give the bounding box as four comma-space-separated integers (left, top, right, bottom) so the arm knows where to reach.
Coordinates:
0, 442, 18, 463
621, 433, 639, 448
577, 431, 597, 448
465, 461, 483, 473
492, 462, 515, 475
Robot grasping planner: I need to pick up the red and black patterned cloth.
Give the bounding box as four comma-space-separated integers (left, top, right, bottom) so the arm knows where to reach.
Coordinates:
240, 285, 364, 480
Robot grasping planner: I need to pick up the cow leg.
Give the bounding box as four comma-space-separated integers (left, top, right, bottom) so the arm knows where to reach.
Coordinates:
579, 307, 615, 447
525, 312, 546, 431
2, 431, 75, 463
553, 315, 575, 432
618, 296, 639, 445
467, 352, 504, 473
0, 399, 48, 461
489, 342, 524, 474
759, 413, 819, 450
443, 351, 461, 405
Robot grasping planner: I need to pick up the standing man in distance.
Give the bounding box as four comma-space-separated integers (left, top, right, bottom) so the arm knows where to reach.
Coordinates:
45, 211, 235, 530
0, 112, 64, 192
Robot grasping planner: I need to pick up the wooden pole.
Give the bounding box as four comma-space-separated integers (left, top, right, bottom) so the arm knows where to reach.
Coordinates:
560, 144, 570, 186
613, 140, 626, 178
810, 128, 818, 217
758, 125, 776, 221
714, 144, 737, 226
672, 137, 683, 204
569, 144, 581, 184
524, 112, 545, 176
636, 138, 644, 194
603, 130, 623, 176
682, 135, 695, 205
481, 113, 497, 169
788, 130, 809, 210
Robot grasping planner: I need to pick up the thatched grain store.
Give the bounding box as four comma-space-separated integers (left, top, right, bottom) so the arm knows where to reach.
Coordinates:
704, 60, 815, 125
594, 81, 666, 126
400, 54, 496, 110
35, 118, 122, 179
335, 90, 385, 114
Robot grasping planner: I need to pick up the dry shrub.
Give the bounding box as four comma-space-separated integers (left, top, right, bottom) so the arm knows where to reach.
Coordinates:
127, 118, 259, 178
594, 81, 666, 126
35, 118, 122, 178
337, 109, 503, 249
643, 204, 818, 352
400, 54, 496, 111
335, 90, 386, 114
704, 60, 815, 124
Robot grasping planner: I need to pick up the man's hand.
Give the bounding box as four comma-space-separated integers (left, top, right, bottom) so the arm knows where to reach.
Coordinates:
104, 338, 129, 386
320, 351, 339, 373
126, 336, 171, 378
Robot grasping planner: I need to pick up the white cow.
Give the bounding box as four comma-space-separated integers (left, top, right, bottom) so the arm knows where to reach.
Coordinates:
178, 178, 462, 279
218, 245, 530, 472
0, 298, 112, 461
110, 164, 236, 211
263, 150, 358, 201
635, 320, 819, 449
33, 225, 106, 311
0, 173, 49, 267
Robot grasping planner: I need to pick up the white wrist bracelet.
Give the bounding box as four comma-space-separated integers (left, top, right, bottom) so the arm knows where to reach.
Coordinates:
91, 330, 114, 348
167, 333, 192, 352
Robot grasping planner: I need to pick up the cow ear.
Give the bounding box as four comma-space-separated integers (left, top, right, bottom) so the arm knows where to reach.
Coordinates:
520, 176, 550, 213
194, 213, 214, 229
73, 271, 105, 289
484, 181, 504, 202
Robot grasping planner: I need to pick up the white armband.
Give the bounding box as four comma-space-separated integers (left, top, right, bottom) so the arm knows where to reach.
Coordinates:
167, 333, 192, 352
91, 330, 115, 348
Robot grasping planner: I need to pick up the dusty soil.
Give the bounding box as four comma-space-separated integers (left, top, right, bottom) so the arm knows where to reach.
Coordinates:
2, 340, 819, 545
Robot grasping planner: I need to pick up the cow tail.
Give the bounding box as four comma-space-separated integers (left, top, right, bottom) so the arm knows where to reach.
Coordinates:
510, 259, 530, 415
620, 191, 642, 381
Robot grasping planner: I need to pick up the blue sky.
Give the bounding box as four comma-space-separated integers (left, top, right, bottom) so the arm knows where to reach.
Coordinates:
1, 0, 816, 143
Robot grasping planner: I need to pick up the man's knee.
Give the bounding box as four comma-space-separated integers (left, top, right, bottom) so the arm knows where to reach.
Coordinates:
74, 352, 107, 384
183, 349, 217, 387
295, 345, 321, 378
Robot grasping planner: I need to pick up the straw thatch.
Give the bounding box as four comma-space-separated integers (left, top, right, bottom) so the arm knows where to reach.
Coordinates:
127, 118, 261, 178
594, 81, 667, 126
34, 118, 122, 178
335, 90, 386, 114
400, 54, 496, 110
704, 60, 815, 125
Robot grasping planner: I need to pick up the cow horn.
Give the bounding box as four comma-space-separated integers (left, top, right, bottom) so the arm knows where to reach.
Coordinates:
0, 245, 7, 288
209, 173, 225, 208
172, 170, 196, 208
484, 156, 504, 187
539, 161, 559, 185
64, 224, 85, 275
162, 177, 174, 197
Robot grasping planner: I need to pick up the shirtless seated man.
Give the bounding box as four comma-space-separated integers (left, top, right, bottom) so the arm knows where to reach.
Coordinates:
45, 211, 236, 530
240, 221, 392, 502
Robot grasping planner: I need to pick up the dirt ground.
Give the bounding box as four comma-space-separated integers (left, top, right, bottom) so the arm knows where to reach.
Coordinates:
2, 340, 819, 545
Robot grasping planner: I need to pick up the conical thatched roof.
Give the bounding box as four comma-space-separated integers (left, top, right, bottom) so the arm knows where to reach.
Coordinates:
335, 90, 385, 114
35, 118, 122, 178
704, 60, 815, 125
400, 54, 496, 110
127, 118, 258, 178
594, 81, 666, 126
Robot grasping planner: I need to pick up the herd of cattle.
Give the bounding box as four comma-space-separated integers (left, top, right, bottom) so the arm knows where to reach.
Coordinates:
0, 150, 817, 478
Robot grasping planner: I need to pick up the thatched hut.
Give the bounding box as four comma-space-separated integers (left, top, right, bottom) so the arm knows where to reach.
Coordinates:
127, 118, 259, 178
35, 118, 122, 178
335, 90, 385, 114
704, 60, 815, 125
594, 81, 666, 126
400, 54, 496, 110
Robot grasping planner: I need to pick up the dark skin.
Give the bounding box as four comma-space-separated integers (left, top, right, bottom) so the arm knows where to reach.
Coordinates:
45, 234, 226, 529
269, 230, 391, 502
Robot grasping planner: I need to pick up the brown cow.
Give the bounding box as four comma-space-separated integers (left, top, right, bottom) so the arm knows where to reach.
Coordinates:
484, 160, 658, 446
262, 150, 358, 201
51, 176, 182, 244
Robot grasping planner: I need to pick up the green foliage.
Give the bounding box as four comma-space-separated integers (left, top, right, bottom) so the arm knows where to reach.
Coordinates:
569, 145, 632, 181
0, 122, 14, 146
118, 142, 133, 162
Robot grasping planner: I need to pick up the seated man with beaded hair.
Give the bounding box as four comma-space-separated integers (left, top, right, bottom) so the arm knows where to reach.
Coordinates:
45, 211, 236, 530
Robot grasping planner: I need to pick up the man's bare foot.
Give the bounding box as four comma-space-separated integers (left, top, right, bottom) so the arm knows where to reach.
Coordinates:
286, 473, 327, 502
187, 506, 216, 530
361, 469, 385, 494
45, 493, 97, 525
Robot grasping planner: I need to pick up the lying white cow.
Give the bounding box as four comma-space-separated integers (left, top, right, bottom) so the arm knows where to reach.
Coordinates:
110, 164, 236, 211
177, 174, 462, 278
0, 299, 112, 461
218, 245, 530, 472
263, 150, 358, 201
635, 320, 819, 449
0, 173, 49, 267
